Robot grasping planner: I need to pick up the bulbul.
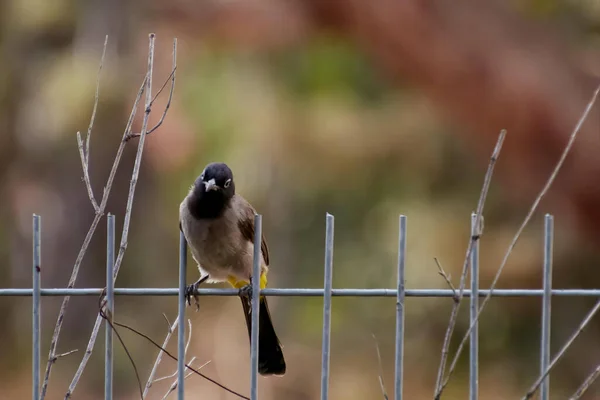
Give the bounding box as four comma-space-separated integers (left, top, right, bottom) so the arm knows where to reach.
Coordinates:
179, 162, 286, 376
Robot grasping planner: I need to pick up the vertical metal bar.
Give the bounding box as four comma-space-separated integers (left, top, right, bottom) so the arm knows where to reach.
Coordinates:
470, 213, 480, 400
540, 214, 554, 400
320, 213, 335, 400
32, 215, 41, 400
105, 214, 115, 400
394, 215, 407, 400
250, 214, 262, 400
177, 229, 187, 400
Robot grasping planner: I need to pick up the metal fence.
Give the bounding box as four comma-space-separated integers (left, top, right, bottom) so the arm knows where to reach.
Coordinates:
2, 212, 593, 400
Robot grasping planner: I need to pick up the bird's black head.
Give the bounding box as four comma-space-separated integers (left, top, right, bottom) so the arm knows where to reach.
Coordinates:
188, 162, 235, 219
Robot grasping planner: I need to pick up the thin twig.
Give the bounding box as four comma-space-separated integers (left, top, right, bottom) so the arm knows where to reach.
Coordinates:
144, 316, 180, 398
159, 321, 197, 399
372, 334, 389, 400
125, 41, 177, 142
77, 131, 99, 212
162, 359, 211, 400
568, 361, 600, 400
523, 299, 600, 399
78, 33, 108, 213
162, 313, 173, 332
39, 43, 147, 400
152, 319, 193, 389
65, 33, 162, 399
99, 296, 143, 399
440, 85, 600, 396
434, 258, 458, 303
53, 74, 146, 400
434, 130, 506, 398
50, 349, 79, 363
86, 35, 108, 170
154, 367, 183, 383
150, 68, 176, 108
184, 320, 192, 361
102, 316, 249, 399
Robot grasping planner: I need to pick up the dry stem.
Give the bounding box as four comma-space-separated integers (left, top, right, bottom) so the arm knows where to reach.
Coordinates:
65, 33, 164, 399
372, 334, 389, 400
434, 258, 458, 302
568, 362, 600, 400
143, 315, 180, 397
76, 34, 108, 213
39, 36, 147, 400
434, 130, 506, 398
125, 58, 177, 141
523, 299, 600, 399
162, 359, 211, 399
438, 85, 600, 397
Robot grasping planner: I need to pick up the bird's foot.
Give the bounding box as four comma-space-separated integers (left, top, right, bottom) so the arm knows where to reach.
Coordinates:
185, 275, 208, 311
238, 280, 253, 300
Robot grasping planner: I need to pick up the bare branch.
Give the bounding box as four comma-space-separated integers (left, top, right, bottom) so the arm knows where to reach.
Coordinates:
144, 318, 192, 398
160, 320, 195, 399
162, 359, 212, 400
434, 129, 506, 398
77, 132, 99, 212
162, 313, 173, 332
144, 316, 180, 398
98, 295, 144, 399
65, 33, 160, 399
43, 75, 146, 400
86, 35, 108, 166
523, 299, 600, 399
434, 257, 458, 303
106, 317, 248, 399
440, 84, 600, 395
97, 296, 241, 397
372, 334, 389, 400
156, 356, 198, 383
126, 39, 177, 141
150, 67, 176, 109
48, 349, 79, 363
76, 35, 108, 212
568, 361, 600, 400
184, 320, 192, 361
39, 41, 148, 400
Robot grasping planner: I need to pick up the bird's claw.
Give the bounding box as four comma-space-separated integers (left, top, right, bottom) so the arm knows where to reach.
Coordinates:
239, 282, 253, 300
184, 275, 209, 312
185, 282, 200, 311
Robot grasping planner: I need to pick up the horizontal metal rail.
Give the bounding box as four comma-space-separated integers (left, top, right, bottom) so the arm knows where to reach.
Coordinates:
3, 288, 600, 297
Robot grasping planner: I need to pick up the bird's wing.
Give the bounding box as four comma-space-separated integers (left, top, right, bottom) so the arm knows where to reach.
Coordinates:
236, 195, 270, 266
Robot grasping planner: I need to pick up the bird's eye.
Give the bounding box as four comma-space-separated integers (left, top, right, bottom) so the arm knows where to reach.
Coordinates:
224, 179, 232, 188
200, 173, 205, 180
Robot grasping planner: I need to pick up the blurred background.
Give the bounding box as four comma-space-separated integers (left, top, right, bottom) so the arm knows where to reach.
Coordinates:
1, 0, 600, 398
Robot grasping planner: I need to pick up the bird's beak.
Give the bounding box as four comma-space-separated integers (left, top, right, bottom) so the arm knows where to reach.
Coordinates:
203, 178, 218, 192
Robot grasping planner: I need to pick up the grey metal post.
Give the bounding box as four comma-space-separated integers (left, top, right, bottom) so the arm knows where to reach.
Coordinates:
470, 213, 480, 400
105, 214, 115, 400
32, 215, 41, 400
178, 230, 187, 399
540, 214, 554, 400
250, 214, 262, 400
321, 213, 335, 400
395, 215, 407, 400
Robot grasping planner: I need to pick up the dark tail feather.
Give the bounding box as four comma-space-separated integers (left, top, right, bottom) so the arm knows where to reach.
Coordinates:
240, 296, 286, 376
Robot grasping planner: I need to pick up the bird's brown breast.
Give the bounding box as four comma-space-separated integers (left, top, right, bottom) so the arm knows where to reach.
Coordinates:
180, 194, 258, 281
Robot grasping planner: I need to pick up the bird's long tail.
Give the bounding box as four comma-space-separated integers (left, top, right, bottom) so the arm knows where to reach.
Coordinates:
240, 296, 286, 376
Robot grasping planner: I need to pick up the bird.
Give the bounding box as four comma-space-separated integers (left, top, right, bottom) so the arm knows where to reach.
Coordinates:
179, 162, 286, 376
